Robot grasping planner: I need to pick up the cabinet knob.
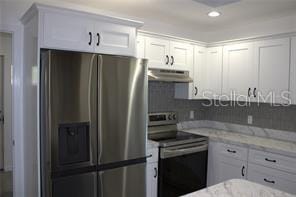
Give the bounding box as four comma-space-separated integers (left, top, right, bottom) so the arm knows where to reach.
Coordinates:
195, 87, 198, 96
248, 88, 251, 97
88, 32, 92, 45
170, 56, 174, 66
154, 167, 158, 178
265, 158, 276, 163
241, 166, 245, 177
253, 88, 257, 98
97, 33, 101, 46
227, 149, 236, 154
264, 178, 275, 184
165, 55, 169, 65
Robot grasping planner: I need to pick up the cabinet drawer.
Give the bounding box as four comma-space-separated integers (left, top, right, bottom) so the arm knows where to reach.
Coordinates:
249, 149, 296, 174
248, 163, 296, 194
218, 142, 248, 161
147, 148, 159, 163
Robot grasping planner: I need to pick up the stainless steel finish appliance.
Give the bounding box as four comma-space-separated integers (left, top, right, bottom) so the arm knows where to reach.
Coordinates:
148, 68, 193, 83
40, 49, 148, 197
148, 112, 208, 197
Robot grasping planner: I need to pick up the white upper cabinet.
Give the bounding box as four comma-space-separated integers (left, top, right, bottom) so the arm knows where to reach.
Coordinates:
136, 35, 145, 58
169, 41, 193, 71
192, 46, 207, 99
94, 21, 136, 56
291, 37, 296, 105
206, 47, 223, 100
254, 38, 290, 104
142, 35, 193, 71
43, 11, 95, 52
223, 43, 256, 101
29, 4, 142, 56
145, 37, 170, 69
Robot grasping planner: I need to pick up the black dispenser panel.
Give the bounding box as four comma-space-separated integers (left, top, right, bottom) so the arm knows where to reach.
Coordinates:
58, 122, 90, 165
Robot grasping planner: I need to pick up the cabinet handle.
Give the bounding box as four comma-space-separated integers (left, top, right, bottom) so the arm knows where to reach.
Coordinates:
253, 88, 257, 98
265, 158, 276, 163
170, 56, 174, 66
154, 167, 158, 178
195, 87, 198, 96
264, 178, 275, 184
227, 149, 236, 153
248, 88, 251, 97
165, 55, 169, 65
88, 32, 92, 45
241, 166, 245, 177
96, 33, 101, 46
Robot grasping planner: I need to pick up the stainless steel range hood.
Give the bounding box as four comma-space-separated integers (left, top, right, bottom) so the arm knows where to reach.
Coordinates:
148, 68, 193, 83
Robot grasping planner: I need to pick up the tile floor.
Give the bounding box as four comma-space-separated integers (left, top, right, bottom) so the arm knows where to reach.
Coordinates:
0, 171, 12, 197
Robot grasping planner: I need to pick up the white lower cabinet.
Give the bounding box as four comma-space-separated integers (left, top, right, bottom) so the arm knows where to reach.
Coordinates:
207, 141, 247, 186
146, 147, 158, 197
208, 140, 296, 194
248, 163, 296, 194
147, 162, 158, 197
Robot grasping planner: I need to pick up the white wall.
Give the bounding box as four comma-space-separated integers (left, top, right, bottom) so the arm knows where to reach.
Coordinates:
0, 33, 13, 172
206, 14, 296, 42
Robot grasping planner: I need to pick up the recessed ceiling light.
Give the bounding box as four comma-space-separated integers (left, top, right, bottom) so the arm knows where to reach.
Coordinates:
208, 11, 221, 17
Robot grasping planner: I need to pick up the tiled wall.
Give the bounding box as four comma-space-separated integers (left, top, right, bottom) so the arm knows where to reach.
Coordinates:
148, 82, 206, 121
149, 82, 296, 131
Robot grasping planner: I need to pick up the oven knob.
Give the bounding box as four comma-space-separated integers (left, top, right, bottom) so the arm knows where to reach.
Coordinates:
172, 114, 176, 120
168, 114, 172, 120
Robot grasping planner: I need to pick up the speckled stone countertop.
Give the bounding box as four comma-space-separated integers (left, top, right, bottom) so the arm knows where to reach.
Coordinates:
182, 179, 296, 197
178, 121, 296, 157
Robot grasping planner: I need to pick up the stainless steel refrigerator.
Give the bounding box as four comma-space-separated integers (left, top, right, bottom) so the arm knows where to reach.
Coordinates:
40, 50, 148, 197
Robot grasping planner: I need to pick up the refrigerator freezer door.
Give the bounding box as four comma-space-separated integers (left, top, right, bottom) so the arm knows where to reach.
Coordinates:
98, 55, 148, 165
98, 163, 146, 197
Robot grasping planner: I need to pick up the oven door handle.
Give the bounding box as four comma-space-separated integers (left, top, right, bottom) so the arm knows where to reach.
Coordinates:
161, 144, 208, 159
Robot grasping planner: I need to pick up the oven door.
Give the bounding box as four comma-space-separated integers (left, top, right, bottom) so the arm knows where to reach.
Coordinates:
158, 142, 208, 197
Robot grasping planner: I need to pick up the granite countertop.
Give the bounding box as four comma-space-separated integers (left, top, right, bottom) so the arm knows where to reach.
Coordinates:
182, 127, 296, 157
182, 179, 295, 197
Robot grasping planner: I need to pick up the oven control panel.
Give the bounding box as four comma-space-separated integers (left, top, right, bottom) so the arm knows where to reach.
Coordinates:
148, 112, 177, 126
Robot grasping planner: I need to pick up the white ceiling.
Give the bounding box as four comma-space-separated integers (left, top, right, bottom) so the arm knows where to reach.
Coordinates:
42, 0, 296, 32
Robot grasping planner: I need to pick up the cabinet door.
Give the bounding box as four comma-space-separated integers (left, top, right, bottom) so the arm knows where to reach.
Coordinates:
207, 141, 247, 186
223, 43, 256, 101
169, 41, 193, 71
145, 37, 170, 69
146, 162, 158, 197
291, 37, 296, 105
95, 22, 136, 56
254, 38, 290, 104
136, 35, 145, 58
42, 11, 94, 52
192, 46, 207, 99
248, 163, 296, 194
217, 156, 247, 183
206, 47, 223, 100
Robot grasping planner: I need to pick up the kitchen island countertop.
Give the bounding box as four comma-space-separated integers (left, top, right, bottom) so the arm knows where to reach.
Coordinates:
182, 179, 295, 197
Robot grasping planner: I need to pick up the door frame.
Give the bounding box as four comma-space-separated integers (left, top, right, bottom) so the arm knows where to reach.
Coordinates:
0, 23, 25, 197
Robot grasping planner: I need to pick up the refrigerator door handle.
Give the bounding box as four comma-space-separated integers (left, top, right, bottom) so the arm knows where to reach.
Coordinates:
98, 55, 103, 164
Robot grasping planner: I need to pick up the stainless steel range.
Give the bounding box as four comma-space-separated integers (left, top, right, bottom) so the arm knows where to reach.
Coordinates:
148, 112, 208, 197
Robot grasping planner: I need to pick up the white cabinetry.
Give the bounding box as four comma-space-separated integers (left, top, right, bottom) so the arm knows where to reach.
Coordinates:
136, 35, 145, 58
147, 147, 158, 197
254, 38, 290, 104
143, 36, 193, 71
207, 141, 248, 186
222, 43, 255, 101
145, 37, 170, 69
192, 46, 207, 99
205, 47, 223, 100
291, 37, 296, 105
43, 10, 95, 52
208, 140, 296, 194
35, 4, 141, 55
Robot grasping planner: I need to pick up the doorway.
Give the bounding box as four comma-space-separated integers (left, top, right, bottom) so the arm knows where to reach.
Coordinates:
0, 32, 13, 197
